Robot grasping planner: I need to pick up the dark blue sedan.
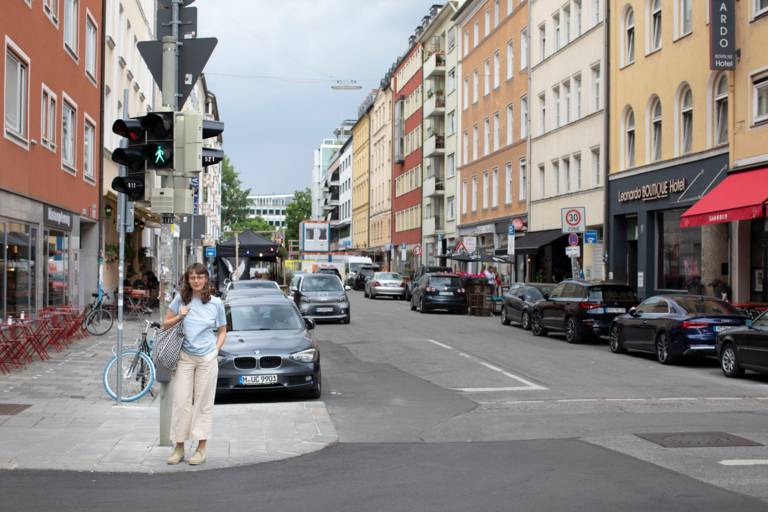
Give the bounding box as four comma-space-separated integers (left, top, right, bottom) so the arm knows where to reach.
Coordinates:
609, 295, 749, 364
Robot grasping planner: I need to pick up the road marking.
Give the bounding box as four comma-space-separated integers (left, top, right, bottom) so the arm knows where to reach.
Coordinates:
719, 460, 768, 466
491, 396, 768, 406
427, 339, 547, 391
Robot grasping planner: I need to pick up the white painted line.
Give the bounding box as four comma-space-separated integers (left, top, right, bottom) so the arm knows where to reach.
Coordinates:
555, 398, 600, 403
719, 460, 768, 466
605, 398, 647, 402
427, 339, 547, 391
658, 397, 698, 401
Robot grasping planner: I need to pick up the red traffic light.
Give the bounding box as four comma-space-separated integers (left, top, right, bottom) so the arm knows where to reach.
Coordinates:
112, 119, 145, 142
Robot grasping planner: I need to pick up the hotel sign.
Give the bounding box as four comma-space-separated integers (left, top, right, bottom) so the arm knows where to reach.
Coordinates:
710, 0, 735, 70
617, 178, 687, 204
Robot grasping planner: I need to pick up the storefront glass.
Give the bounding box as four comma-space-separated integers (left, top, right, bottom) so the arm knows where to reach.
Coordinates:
46, 230, 69, 306
750, 219, 768, 302
658, 209, 702, 292
6, 222, 32, 317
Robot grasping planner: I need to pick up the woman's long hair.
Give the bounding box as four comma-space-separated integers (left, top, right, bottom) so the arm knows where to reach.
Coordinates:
180, 263, 211, 305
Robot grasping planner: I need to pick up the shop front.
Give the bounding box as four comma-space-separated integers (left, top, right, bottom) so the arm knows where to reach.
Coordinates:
43, 206, 73, 308
608, 152, 729, 300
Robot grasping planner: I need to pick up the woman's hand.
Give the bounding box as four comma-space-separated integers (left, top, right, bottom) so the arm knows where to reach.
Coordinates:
179, 305, 190, 317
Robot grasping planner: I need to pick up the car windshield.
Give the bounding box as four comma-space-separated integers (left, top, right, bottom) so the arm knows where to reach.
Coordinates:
301, 275, 343, 292
675, 298, 742, 315
233, 280, 279, 289
526, 287, 544, 300
360, 267, 376, 276
430, 276, 461, 288
227, 303, 304, 331
753, 312, 768, 327
588, 286, 636, 302
349, 263, 369, 273
375, 272, 402, 280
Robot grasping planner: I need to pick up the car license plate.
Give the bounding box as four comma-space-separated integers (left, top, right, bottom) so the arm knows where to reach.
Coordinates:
605, 307, 626, 313
316, 307, 334, 313
439, 291, 454, 296
240, 375, 278, 386
714, 325, 730, 332
386, 283, 399, 287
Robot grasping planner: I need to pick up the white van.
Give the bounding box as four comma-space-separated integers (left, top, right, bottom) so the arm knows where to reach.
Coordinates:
330, 255, 373, 284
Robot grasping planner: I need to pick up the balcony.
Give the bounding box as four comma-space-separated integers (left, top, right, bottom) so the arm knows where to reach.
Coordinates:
322, 199, 339, 211
424, 52, 446, 79
424, 92, 445, 118
422, 215, 443, 236
423, 134, 445, 157
423, 175, 445, 197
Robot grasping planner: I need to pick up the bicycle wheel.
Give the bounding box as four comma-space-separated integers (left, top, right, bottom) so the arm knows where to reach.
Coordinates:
86, 308, 114, 336
103, 350, 156, 402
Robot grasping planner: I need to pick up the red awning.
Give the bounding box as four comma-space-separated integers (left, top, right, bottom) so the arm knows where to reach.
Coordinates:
680, 168, 768, 228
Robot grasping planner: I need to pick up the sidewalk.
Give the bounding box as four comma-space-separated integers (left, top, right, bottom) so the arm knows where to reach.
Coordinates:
0, 318, 337, 473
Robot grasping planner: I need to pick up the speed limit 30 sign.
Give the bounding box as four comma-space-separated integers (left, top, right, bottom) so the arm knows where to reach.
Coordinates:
561, 207, 586, 233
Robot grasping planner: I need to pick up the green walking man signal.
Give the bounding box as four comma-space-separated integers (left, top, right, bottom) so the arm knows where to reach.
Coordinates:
154, 145, 168, 165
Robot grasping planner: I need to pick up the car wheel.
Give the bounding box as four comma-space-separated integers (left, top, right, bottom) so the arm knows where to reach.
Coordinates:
532, 312, 547, 337
342, 314, 350, 324
720, 343, 745, 378
655, 332, 676, 365
609, 324, 626, 353
521, 311, 531, 330
419, 298, 427, 314
363, 288, 369, 298
501, 307, 511, 325
370, 291, 376, 300
307, 372, 322, 399
565, 317, 584, 344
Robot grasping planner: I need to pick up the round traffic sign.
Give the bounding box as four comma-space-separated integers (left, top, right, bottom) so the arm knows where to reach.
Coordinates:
565, 208, 582, 227
568, 233, 579, 246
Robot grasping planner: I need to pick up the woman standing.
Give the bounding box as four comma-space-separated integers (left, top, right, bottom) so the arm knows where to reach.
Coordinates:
164, 263, 227, 465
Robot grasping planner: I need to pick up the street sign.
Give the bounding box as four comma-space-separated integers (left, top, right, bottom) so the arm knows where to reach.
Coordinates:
565, 246, 581, 258
413, 244, 422, 256
584, 230, 598, 244
157, 5, 197, 40
204, 246, 216, 258
561, 207, 586, 233
463, 236, 477, 253
568, 233, 579, 246
508, 224, 515, 236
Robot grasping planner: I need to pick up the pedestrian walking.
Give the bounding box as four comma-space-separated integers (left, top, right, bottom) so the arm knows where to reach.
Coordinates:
164, 262, 227, 466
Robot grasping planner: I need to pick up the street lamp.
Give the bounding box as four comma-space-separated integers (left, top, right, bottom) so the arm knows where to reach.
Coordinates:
331, 80, 362, 90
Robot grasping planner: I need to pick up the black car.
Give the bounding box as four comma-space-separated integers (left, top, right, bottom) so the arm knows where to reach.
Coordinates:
293, 273, 351, 323
501, 283, 555, 330
352, 264, 379, 291
531, 280, 637, 343
410, 273, 466, 314
610, 295, 749, 364
216, 296, 321, 398
405, 265, 453, 301
717, 312, 768, 377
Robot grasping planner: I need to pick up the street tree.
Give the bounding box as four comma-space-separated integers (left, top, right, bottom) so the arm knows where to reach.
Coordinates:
221, 156, 253, 231
285, 188, 312, 242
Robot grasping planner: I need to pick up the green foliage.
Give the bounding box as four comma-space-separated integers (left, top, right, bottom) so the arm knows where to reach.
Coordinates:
229, 216, 273, 234
220, 157, 253, 232
285, 188, 312, 242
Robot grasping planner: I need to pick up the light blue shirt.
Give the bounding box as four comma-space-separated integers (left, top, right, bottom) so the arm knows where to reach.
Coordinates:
169, 295, 226, 356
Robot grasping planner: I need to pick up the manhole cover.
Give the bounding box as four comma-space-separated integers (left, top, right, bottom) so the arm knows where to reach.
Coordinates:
0, 403, 32, 416
636, 432, 762, 448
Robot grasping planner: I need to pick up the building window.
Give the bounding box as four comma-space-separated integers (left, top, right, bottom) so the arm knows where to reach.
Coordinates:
463, 77, 469, 110
506, 104, 514, 145
447, 153, 456, 178
553, 85, 561, 128
492, 168, 499, 207
520, 28, 528, 69
506, 40, 514, 79
84, 119, 95, 180
493, 111, 500, 151
494, 0, 500, 28
463, 130, 469, 165
448, 27, 456, 51
41, 87, 56, 149
44, 0, 59, 24
471, 176, 478, 212
85, 15, 97, 80
593, 0, 601, 24
447, 196, 455, 220
650, 0, 662, 51
493, 51, 500, 89
553, 160, 560, 195
714, 74, 728, 145
563, 81, 571, 123
538, 23, 547, 61
658, 209, 701, 290
563, 158, 571, 192
553, 13, 561, 51
462, 181, 468, 214
447, 110, 456, 136
592, 64, 601, 111
484, 117, 490, 155
485, 8, 491, 36
519, 158, 527, 200
473, 125, 479, 160
573, 74, 582, 118
678, 0, 692, 37
574, 153, 582, 190
757, 0, 768, 17
753, 74, 768, 124
539, 92, 547, 134
650, 96, 662, 161
505, 162, 513, 204
520, 95, 528, 138
64, 0, 79, 56
4, 47, 29, 142
484, 59, 491, 96
448, 68, 456, 93
473, 70, 479, 103
624, 7, 635, 65
625, 108, 636, 168
574, 0, 582, 37
62, 101, 76, 170
592, 146, 600, 185
539, 164, 546, 198
680, 86, 693, 155
474, 21, 479, 47
563, 4, 571, 44
464, 31, 469, 57
482, 171, 489, 209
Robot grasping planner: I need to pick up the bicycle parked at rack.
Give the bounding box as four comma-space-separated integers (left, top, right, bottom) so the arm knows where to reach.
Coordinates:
102, 319, 160, 402
83, 291, 114, 336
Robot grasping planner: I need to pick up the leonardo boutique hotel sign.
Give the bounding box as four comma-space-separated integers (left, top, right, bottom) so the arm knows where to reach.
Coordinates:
618, 178, 688, 203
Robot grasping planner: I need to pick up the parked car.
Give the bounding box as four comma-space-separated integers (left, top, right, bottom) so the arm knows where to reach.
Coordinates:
531, 280, 637, 343
501, 283, 555, 330
364, 272, 406, 300
352, 264, 379, 291
293, 273, 351, 323
288, 272, 309, 298
607, 295, 749, 364
717, 311, 768, 377
410, 273, 466, 314
405, 265, 453, 301
216, 296, 320, 398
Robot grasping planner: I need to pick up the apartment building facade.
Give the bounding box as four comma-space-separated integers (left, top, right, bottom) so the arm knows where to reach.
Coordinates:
352, 96, 373, 250
1, 0, 103, 318
369, 82, 393, 266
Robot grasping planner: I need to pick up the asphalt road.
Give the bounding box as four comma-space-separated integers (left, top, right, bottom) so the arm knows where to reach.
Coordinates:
4, 292, 768, 510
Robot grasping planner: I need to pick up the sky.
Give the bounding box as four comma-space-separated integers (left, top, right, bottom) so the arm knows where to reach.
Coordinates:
194, 0, 443, 197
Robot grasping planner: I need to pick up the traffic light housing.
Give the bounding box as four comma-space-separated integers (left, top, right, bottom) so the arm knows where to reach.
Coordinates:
173, 113, 224, 176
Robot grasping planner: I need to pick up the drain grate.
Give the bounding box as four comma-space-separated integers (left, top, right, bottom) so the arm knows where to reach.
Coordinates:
636, 431, 762, 448
0, 403, 32, 416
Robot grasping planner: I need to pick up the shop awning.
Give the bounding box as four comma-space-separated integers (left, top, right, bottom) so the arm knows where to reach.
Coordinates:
680, 168, 768, 228
514, 229, 564, 254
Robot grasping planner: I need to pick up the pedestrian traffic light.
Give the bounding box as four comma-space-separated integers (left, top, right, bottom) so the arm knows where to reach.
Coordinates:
111, 111, 175, 172
172, 113, 224, 176
202, 119, 224, 168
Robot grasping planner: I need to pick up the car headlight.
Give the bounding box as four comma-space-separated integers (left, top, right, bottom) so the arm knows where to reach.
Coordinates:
290, 348, 318, 363
299, 296, 311, 303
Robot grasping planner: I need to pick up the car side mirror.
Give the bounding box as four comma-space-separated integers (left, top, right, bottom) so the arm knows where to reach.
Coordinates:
747, 319, 754, 329
518, 294, 526, 301
629, 307, 638, 317
543, 293, 550, 300
304, 318, 316, 330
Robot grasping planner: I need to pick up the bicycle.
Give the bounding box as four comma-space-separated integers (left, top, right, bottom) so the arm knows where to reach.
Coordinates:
102, 319, 160, 402
83, 291, 114, 336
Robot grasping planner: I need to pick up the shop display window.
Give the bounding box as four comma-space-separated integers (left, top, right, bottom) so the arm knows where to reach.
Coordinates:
658, 210, 702, 292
